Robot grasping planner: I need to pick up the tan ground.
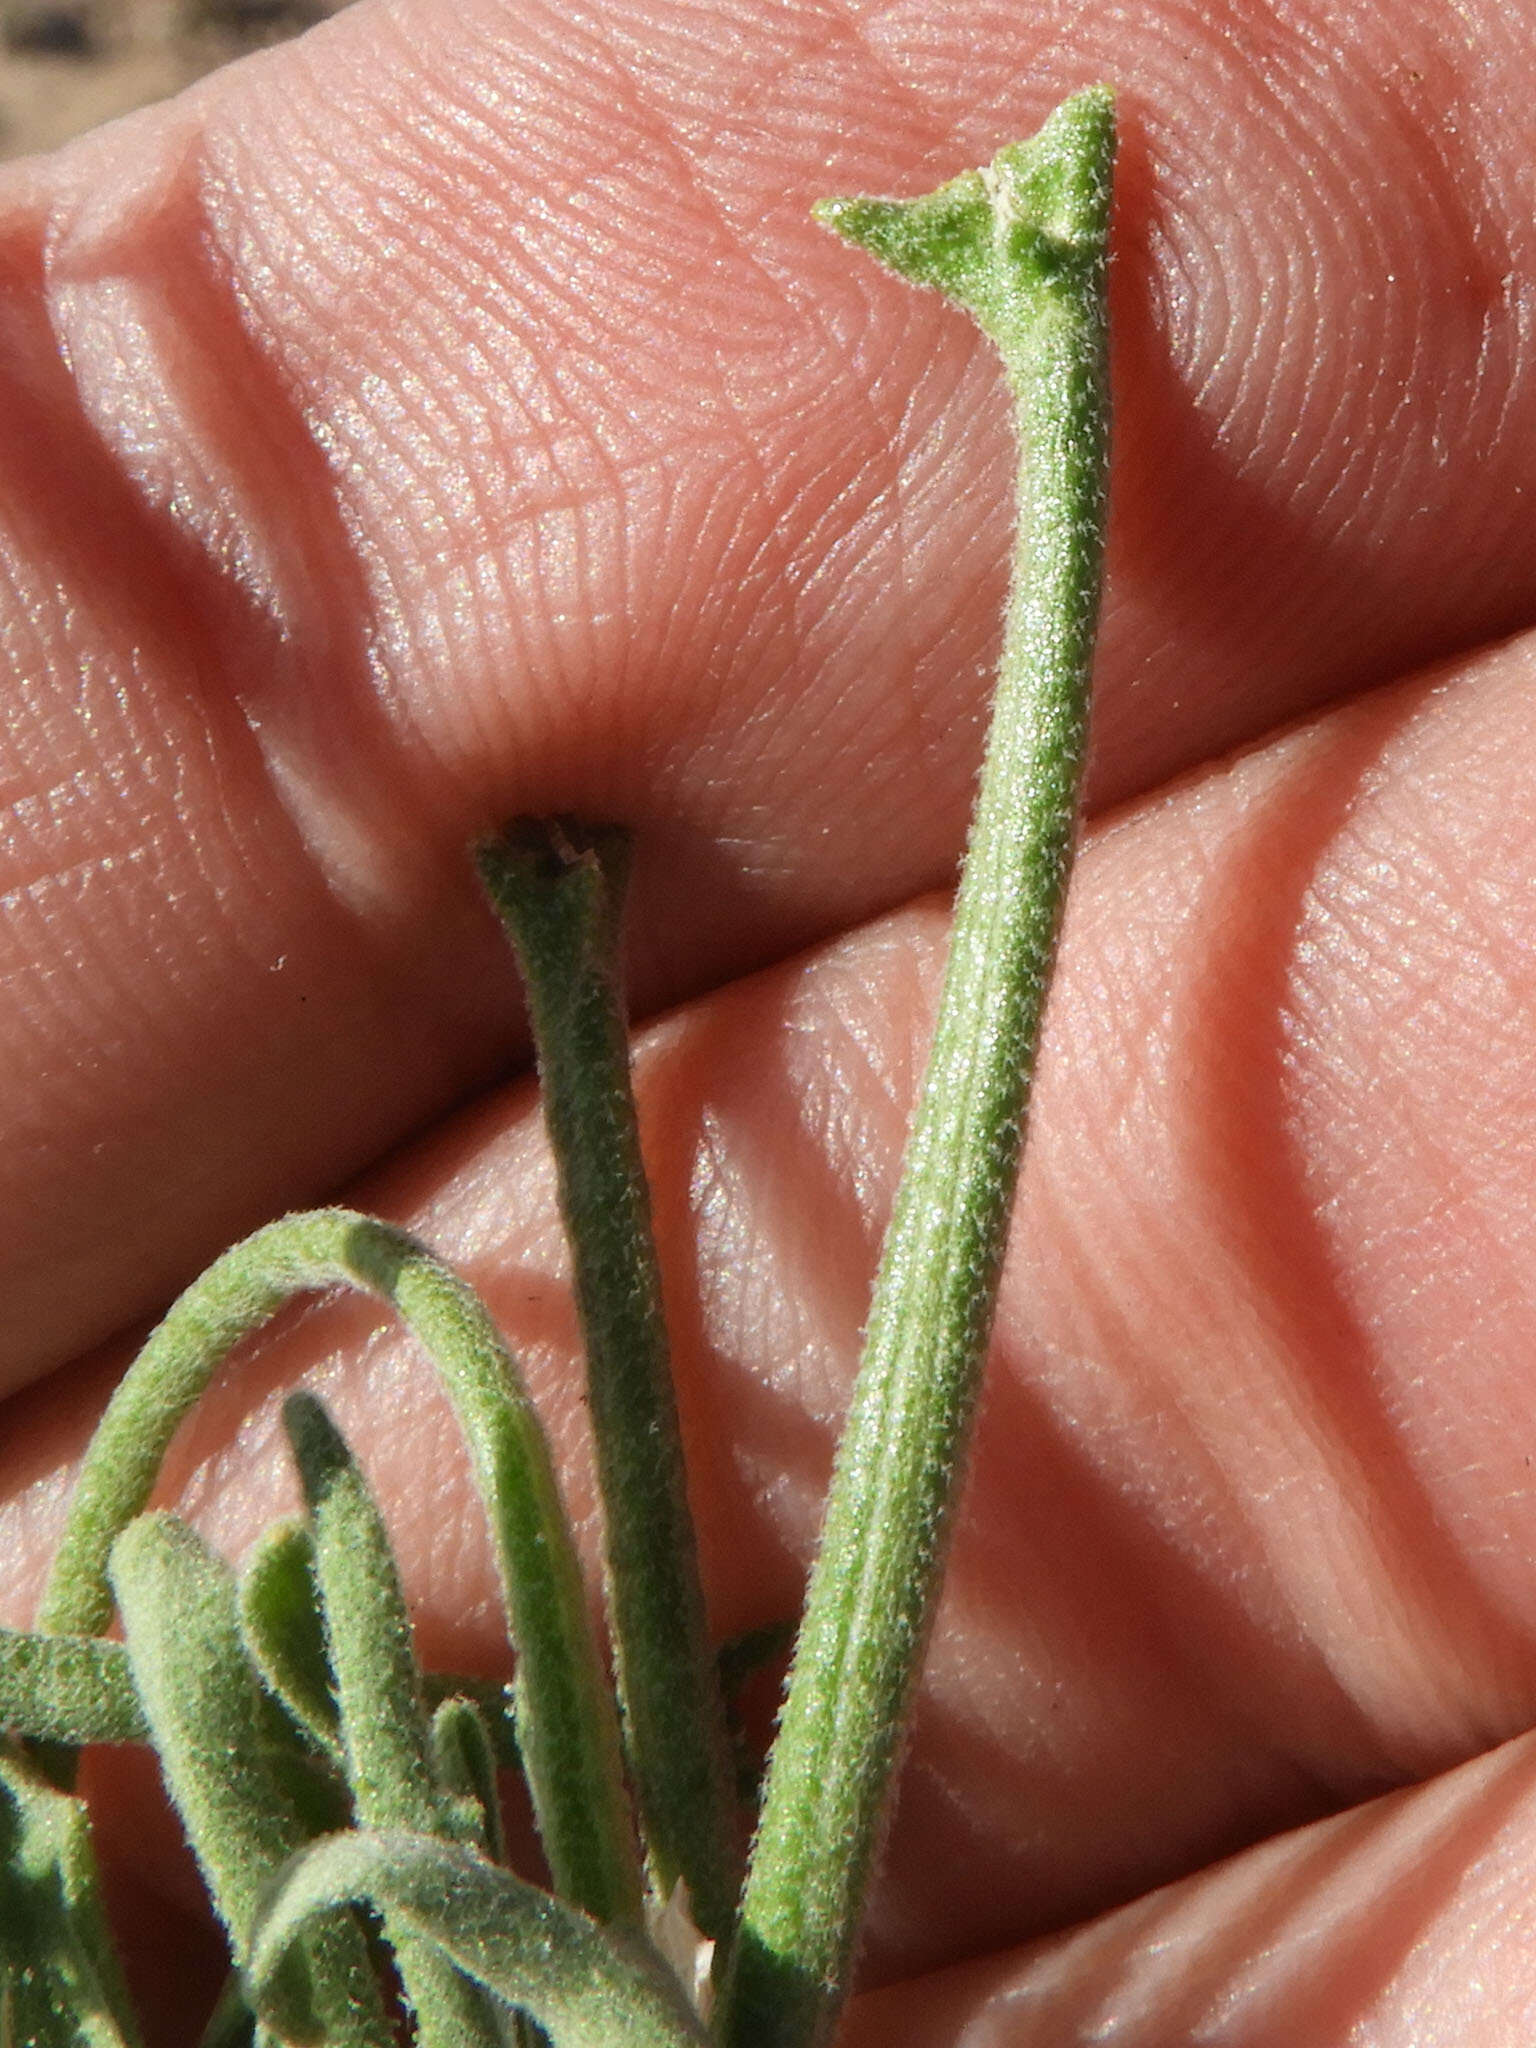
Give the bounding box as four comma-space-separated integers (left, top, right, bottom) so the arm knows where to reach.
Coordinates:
0, 0, 345, 159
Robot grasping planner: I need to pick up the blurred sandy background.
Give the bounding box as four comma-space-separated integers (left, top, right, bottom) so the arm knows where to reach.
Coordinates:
0, 0, 347, 158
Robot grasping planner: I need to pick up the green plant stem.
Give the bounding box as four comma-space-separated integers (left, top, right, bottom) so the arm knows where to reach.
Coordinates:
38, 1207, 641, 1928
478, 822, 739, 1940
717, 87, 1116, 2048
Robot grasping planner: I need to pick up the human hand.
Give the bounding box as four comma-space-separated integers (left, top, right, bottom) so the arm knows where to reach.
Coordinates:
2, 0, 1536, 2039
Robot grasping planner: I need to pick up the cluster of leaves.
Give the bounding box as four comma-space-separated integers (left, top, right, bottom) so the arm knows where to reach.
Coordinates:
0, 86, 1115, 2048
0, 1205, 715, 2047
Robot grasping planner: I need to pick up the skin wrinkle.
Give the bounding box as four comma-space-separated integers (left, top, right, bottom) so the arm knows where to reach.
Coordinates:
1162, 695, 1512, 1773
882, 366, 984, 785
171, 8, 1536, 876
595, 0, 949, 184
227, 18, 991, 839
841, 1732, 1536, 2044
758, 327, 1012, 854
237, 64, 720, 806
0, 158, 542, 1376
325, 130, 786, 798
41, 146, 410, 913
1275, 665, 1536, 1687
1137, 21, 1521, 591
1094, 1749, 1526, 2040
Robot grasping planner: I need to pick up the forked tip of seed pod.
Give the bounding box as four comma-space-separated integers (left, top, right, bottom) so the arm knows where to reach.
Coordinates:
985, 85, 1116, 257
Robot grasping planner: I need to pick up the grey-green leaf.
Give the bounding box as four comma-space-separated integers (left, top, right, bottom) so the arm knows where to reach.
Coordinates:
109, 1514, 392, 2048
430, 1695, 505, 1860
0, 1629, 145, 1748
239, 1520, 340, 1764
424, 1675, 519, 1771
248, 1829, 710, 2048
285, 1392, 506, 2048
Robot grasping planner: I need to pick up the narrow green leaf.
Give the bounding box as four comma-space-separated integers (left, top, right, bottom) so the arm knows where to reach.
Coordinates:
109, 1514, 392, 2048
239, 1520, 340, 1764
39, 1207, 640, 1926
0, 1629, 145, 1747
430, 1696, 505, 1861
286, 1391, 506, 2048
253, 1699, 354, 1852
248, 1830, 709, 2048
285, 1395, 438, 1824
424, 1675, 519, 1771
721, 88, 1116, 2048
0, 1740, 140, 2046
478, 821, 739, 1940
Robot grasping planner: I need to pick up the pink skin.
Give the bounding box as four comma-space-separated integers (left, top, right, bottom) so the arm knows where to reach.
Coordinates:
2, 0, 1536, 2039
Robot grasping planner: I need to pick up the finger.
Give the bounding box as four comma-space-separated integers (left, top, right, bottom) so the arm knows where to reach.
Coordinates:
842, 1727, 1536, 2046
4, 0, 1535, 1389
8, 617, 1536, 1985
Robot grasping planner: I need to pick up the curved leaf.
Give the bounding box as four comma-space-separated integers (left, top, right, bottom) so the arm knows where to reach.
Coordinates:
424, 1676, 519, 1771
40, 1207, 639, 1924
249, 1830, 708, 2048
